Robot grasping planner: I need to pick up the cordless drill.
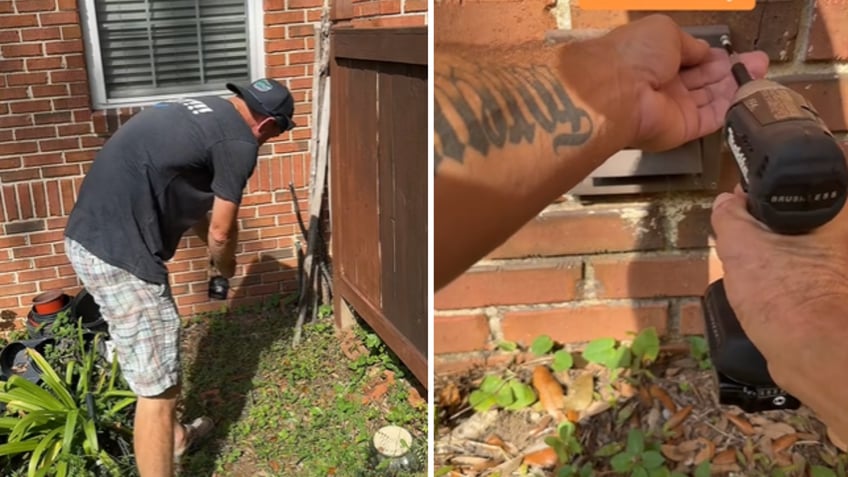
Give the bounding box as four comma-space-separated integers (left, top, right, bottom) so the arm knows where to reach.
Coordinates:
702, 36, 848, 413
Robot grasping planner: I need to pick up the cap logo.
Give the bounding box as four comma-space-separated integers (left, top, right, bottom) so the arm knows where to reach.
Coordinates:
252, 79, 273, 92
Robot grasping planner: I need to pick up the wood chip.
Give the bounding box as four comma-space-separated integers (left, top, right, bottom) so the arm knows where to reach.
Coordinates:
772, 433, 798, 454
712, 448, 737, 465
661, 444, 689, 462
532, 365, 565, 420
522, 447, 557, 468
693, 438, 715, 465
649, 384, 677, 413
664, 405, 693, 431
637, 386, 653, 408
725, 412, 755, 435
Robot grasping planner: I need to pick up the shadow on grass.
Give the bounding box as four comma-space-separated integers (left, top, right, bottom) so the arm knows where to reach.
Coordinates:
177, 255, 297, 477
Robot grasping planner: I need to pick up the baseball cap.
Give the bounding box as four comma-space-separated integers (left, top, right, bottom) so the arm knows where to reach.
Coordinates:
226, 78, 296, 132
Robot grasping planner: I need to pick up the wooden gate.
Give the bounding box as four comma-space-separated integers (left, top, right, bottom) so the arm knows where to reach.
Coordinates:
329, 26, 428, 387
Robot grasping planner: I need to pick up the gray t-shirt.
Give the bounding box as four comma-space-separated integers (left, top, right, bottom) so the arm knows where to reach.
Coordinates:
65, 96, 258, 285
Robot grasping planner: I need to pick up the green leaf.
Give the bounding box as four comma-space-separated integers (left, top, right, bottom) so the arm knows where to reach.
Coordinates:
495, 382, 515, 408
479, 375, 503, 394
61, 410, 78, 455
104, 396, 137, 418
558, 466, 576, 477
82, 417, 99, 454
582, 338, 616, 365
649, 468, 671, 477
551, 350, 574, 372
530, 335, 555, 356
497, 341, 518, 352
811, 467, 838, 477
29, 427, 62, 477
558, 421, 576, 441
694, 461, 711, 477
2, 376, 64, 411
608, 346, 632, 369
688, 336, 709, 358
468, 390, 497, 413
631, 328, 660, 364
641, 450, 665, 470
626, 429, 645, 454
611, 452, 635, 472
0, 438, 40, 456
632, 465, 649, 477
594, 442, 624, 457
505, 381, 536, 410
26, 349, 76, 409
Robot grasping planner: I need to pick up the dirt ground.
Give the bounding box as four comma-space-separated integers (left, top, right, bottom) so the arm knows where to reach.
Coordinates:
435, 348, 846, 476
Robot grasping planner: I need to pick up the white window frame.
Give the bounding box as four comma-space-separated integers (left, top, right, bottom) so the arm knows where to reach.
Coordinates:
79, 0, 265, 110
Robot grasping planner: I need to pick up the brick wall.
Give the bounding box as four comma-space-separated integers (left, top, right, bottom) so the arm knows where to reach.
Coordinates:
0, 0, 426, 331
433, 0, 848, 374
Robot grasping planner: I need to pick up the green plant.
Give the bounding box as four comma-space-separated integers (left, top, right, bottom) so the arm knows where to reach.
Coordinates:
609, 429, 667, 477
687, 336, 712, 370
582, 337, 632, 379
529, 335, 573, 372
468, 374, 536, 412
630, 328, 660, 368
0, 326, 137, 477
545, 421, 582, 465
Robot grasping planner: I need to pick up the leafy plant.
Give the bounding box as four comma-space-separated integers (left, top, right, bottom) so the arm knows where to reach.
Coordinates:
687, 336, 712, 370
0, 325, 137, 477
530, 335, 555, 356
582, 338, 632, 371
551, 350, 574, 372
468, 375, 536, 412
545, 421, 582, 465
630, 328, 660, 368
609, 429, 666, 477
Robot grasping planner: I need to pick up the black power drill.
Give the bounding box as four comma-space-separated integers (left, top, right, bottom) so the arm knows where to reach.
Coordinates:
702, 36, 848, 413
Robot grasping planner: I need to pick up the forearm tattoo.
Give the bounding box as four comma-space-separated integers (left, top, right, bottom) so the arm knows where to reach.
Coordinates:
434, 62, 594, 172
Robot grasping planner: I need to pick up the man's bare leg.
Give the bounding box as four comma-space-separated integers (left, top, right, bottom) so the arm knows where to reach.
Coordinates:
134, 386, 185, 477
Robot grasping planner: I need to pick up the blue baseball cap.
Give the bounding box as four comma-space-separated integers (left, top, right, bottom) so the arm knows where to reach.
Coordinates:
227, 78, 296, 132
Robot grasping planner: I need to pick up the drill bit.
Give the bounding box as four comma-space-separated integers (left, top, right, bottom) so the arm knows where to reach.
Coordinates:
720, 34, 752, 86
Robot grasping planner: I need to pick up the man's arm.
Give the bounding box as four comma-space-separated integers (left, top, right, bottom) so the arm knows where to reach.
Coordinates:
205, 196, 239, 278
434, 40, 634, 290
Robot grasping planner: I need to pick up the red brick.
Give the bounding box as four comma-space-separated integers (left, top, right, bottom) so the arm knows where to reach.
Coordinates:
289, 0, 322, 7
679, 300, 706, 336
23, 153, 62, 167
64, 150, 95, 163
264, 0, 285, 9
0, 87, 28, 100
31, 84, 68, 97
15, 0, 56, 12
0, 158, 20, 169
45, 181, 61, 216
306, 9, 322, 21
353, 2, 380, 16
61, 24, 81, 40
0, 30, 19, 43
1, 168, 39, 182
49, 68, 87, 83
21, 27, 61, 41
288, 24, 315, 37
15, 126, 56, 140
0, 115, 31, 128
435, 0, 553, 46
0, 1, 13, 13
0, 140, 38, 155
65, 54, 85, 69
288, 51, 313, 65
59, 179, 75, 213
18, 268, 58, 283
39, 277, 79, 290
779, 75, 848, 132
11, 100, 52, 113
0, 260, 32, 273
592, 253, 724, 299
26, 56, 63, 71
267, 65, 307, 78
0, 59, 23, 72
46, 217, 65, 229
0, 282, 37, 296
7, 72, 47, 86
265, 11, 304, 24
34, 255, 68, 268
13, 244, 51, 259
0, 14, 38, 28
436, 262, 582, 309
16, 183, 32, 219
379, 0, 401, 14
34, 111, 71, 124
42, 164, 80, 178
40, 137, 79, 152
675, 203, 714, 248
808, 0, 848, 61
39, 11, 78, 25
57, 0, 75, 9
502, 303, 669, 346
2, 43, 42, 58
57, 123, 90, 136
267, 39, 305, 52
435, 314, 490, 354
405, 0, 427, 11
31, 182, 46, 217
242, 239, 278, 252
51, 96, 89, 110
243, 217, 277, 229
355, 15, 427, 28
490, 208, 665, 259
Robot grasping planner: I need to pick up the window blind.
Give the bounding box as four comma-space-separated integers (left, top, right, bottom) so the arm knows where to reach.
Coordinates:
95, 0, 250, 99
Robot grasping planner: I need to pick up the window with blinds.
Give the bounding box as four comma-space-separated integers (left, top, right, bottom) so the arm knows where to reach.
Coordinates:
81, 0, 260, 107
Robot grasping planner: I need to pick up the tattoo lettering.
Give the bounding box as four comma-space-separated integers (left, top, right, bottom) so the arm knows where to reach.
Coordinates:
434, 62, 593, 171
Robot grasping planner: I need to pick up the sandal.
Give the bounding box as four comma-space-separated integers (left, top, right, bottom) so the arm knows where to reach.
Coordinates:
174, 416, 214, 462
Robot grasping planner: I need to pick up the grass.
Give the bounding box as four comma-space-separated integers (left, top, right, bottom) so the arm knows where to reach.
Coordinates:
176, 296, 428, 476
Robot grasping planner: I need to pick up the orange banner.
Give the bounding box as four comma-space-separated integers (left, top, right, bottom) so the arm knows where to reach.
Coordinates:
579, 0, 755, 10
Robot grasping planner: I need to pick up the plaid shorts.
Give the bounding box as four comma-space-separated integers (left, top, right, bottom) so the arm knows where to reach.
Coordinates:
65, 237, 181, 397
